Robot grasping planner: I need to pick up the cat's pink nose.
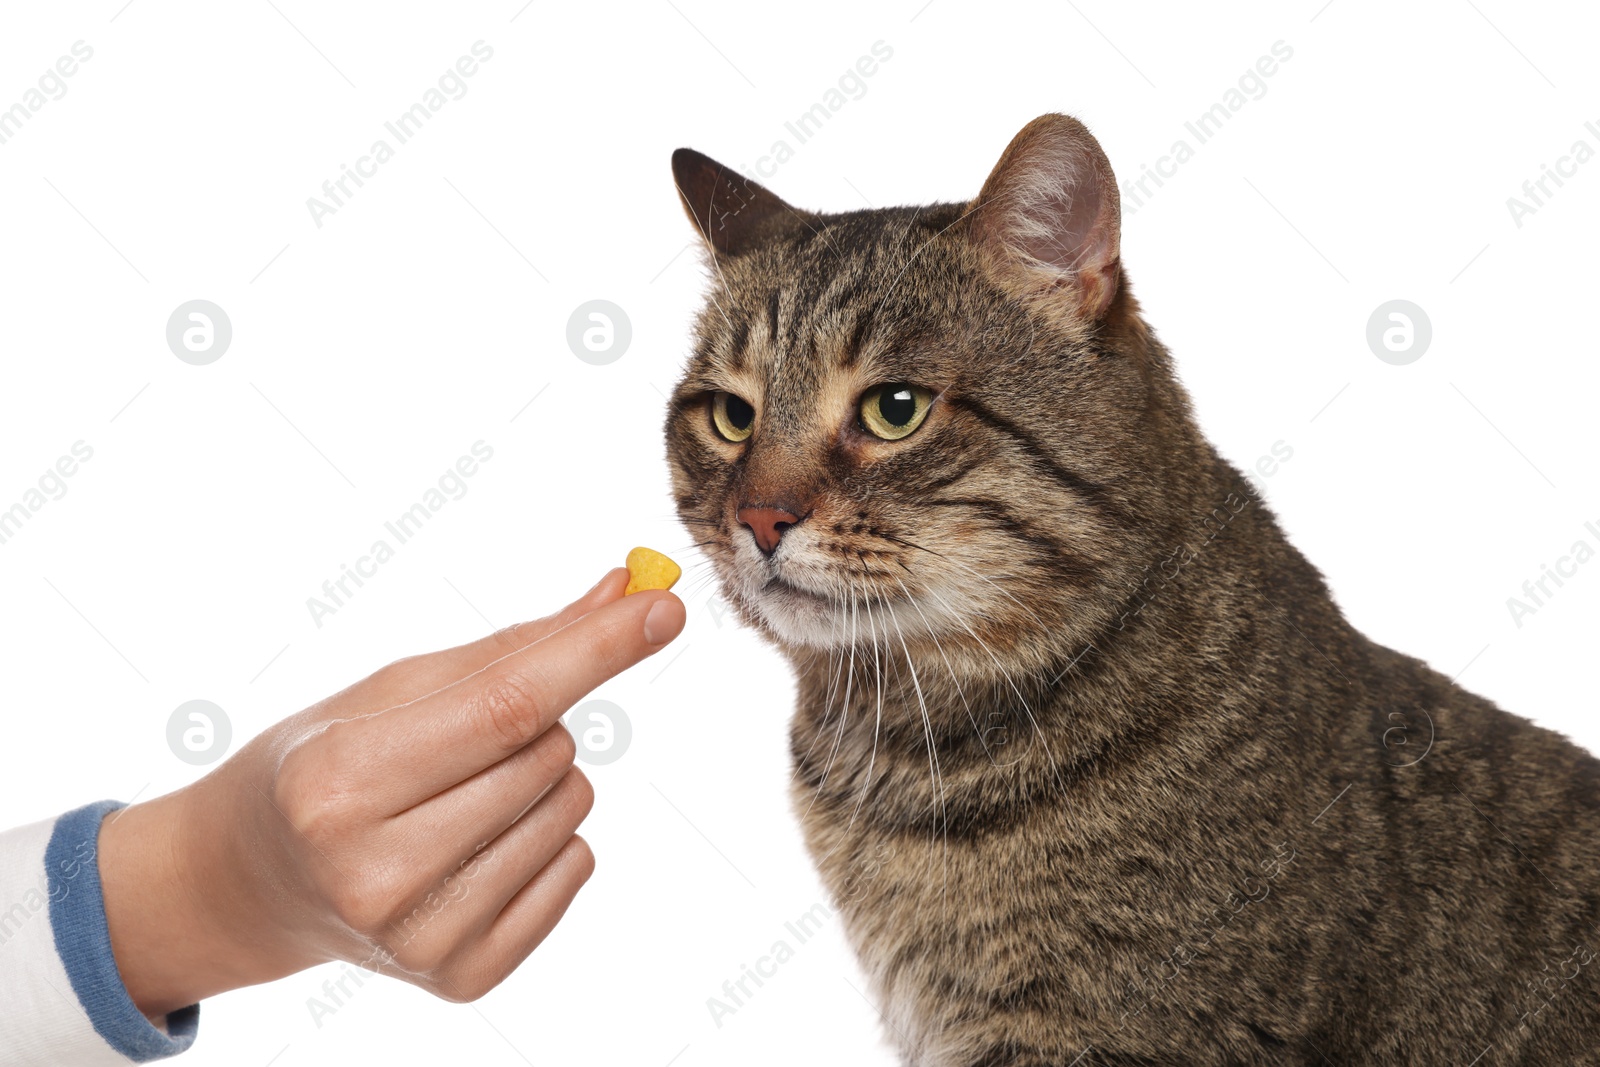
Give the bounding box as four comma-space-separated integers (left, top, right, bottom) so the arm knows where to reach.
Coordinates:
737, 506, 802, 556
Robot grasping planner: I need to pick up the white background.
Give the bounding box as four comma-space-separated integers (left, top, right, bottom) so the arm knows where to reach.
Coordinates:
1, 2, 1596, 1065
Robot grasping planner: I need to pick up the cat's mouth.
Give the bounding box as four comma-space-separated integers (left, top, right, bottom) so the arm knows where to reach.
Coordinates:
732, 533, 958, 650
761, 574, 832, 605
744, 565, 869, 647
744, 562, 947, 650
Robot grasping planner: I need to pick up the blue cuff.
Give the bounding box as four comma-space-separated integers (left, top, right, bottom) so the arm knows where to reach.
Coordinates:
47, 799, 200, 1062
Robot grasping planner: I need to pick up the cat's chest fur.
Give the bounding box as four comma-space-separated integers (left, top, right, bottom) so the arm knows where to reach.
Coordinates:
786, 665, 1323, 1065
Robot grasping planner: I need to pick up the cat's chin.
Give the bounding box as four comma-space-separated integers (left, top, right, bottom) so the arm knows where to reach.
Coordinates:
748, 578, 846, 649
747, 578, 953, 652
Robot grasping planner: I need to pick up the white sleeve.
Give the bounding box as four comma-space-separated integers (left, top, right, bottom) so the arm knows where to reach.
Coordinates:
0, 801, 199, 1065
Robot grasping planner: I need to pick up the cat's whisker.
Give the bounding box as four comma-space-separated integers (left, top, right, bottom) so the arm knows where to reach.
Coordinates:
796, 586, 853, 809
845, 577, 884, 836
819, 585, 848, 712
787, 588, 851, 790
942, 562, 1057, 635
921, 581, 1068, 796
685, 564, 717, 582
895, 576, 984, 762
809, 582, 873, 873
664, 537, 712, 551
879, 587, 950, 919
679, 575, 728, 611
878, 531, 1057, 636
678, 568, 721, 601
837, 582, 865, 816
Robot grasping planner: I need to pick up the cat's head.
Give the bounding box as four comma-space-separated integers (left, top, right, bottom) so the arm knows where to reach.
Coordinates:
664, 114, 1206, 676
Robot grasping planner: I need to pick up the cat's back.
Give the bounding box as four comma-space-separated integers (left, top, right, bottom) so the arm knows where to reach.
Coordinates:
1288, 633, 1600, 1059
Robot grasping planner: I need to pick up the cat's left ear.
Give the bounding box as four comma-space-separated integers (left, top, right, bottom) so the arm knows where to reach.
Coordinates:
672, 148, 811, 257
968, 114, 1122, 322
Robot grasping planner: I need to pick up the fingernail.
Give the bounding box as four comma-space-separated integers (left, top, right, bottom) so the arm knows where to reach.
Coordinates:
643, 598, 684, 645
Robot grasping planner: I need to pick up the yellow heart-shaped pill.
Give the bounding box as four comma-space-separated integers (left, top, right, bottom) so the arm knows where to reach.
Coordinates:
624, 547, 682, 595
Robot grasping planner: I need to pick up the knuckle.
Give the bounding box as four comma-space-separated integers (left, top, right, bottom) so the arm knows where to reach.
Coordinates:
435, 967, 498, 1003
567, 834, 596, 881
489, 620, 537, 656
378, 885, 466, 968
534, 724, 577, 778
427, 980, 469, 1004
572, 768, 595, 815
328, 874, 401, 937
370, 654, 424, 693
388, 934, 452, 976
473, 671, 544, 752
560, 768, 596, 824
274, 726, 367, 841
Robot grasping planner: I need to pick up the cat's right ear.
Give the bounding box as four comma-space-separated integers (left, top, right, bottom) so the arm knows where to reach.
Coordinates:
968, 114, 1123, 324
672, 149, 808, 257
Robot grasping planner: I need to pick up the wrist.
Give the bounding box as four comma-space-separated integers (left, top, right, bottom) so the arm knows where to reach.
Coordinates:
99, 784, 290, 1016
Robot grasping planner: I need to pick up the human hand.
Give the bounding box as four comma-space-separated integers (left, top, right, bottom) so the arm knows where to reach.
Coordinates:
97, 568, 685, 1017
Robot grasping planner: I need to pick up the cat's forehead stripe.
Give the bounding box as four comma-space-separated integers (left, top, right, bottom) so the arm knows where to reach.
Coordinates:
727, 317, 749, 372
839, 309, 873, 368
696, 203, 972, 401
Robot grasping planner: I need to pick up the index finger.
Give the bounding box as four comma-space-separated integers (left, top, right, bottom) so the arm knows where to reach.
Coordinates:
300, 569, 632, 726
374, 568, 632, 709
379, 588, 686, 807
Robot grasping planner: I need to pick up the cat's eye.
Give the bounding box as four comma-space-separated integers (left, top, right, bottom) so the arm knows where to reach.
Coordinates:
859, 383, 932, 441
711, 391, 756, 442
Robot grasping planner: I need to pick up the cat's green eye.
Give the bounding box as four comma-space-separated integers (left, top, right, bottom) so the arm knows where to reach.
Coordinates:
859, 383, 932, 441
711, 391, 755, 442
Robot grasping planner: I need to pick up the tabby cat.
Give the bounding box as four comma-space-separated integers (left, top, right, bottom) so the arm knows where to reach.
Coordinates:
664, 114, 1600, 1065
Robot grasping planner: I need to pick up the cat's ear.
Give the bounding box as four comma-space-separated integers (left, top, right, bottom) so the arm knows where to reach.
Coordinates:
968, 114, 1122, 322
671, 148, 809, 257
